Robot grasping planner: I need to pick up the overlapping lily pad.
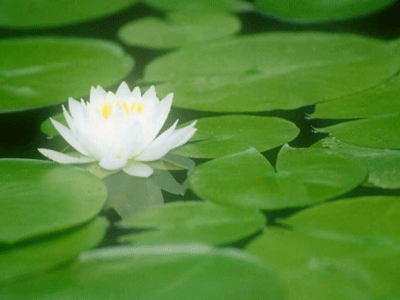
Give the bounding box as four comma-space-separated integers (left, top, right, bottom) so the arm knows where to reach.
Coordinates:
119, 201, 266, 245
143, 32, 398, 112
0, 0, 139, 28
118, 11, 241, 49
318, 113, 400, 149
255, 0, 397, 23
0, 245, 283, 300
0, 218, 107, 283
313, 137, 400, 189
0, 159, 107, 243
172, 115, 299, 158
0, 37, 134, 112
188, 146, 367, 210
143, 0, 253, 12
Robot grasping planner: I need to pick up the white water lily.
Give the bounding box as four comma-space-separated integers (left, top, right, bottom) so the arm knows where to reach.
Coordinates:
38, 82, 196, 177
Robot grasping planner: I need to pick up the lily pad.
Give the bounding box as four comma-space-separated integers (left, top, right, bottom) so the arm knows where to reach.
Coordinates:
0, 37, 134, 113
0, 218, 107, 283
0, 159, 107, 244
172, 115, 299, 158
313, 137, 400, 189
255, 0, 397, 23
318, 113, 400, 149
143, 32, 398, 112
142, 0, 254, 12
0, 0, 139, 28
313, 74, 400, 119
188, 146, 367, 210
0, 245, 283, 300
118, 11, 241, 49
119, 201, 266, 245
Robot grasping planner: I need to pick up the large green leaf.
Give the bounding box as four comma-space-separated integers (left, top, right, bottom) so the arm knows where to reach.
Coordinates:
172, 115, 299, 158
0, 218, 107, 283
143, 32, 398, 112
313, 137, 400, 189
0, 245, 283, 300
255, 0, 397, 22
118, 11, 241, 49
143, 0, 253, 12
0, 37, 134, 112
313, 74, 400, 119
118, 201, 266, 245
0, 159, 107, 244
319, 113, 400, 149
188, 146, 367, 209
0, 0, 139, 28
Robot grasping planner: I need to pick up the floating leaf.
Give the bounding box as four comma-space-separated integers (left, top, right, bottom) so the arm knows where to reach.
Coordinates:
0, 218, 107, 283
118, 11, 241, 49
313, 137, 400, 189
143, 0, 253, 12
143, 32, 397, 112
172, 115, 299, 158
0, 159, 107, 243
188, 146, 367, 209
318, 113, 400, 149
313, 74, 400, 119
255, 0, 397, 22
0, 0, 139, 28
119, 201, 266, 245
0, 245, 283, 300
0, 37, 134, 112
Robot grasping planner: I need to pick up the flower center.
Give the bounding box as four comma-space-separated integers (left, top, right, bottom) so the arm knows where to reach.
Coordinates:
99, 99, 144, 120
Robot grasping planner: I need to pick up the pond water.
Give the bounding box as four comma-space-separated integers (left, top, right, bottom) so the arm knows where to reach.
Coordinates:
1, 1, 400, 299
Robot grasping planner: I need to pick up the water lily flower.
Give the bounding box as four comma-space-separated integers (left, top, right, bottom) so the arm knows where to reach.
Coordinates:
38, 82, 196, 177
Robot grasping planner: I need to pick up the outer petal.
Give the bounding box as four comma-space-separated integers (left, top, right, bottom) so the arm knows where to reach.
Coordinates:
99, 157, 128, 170
131, 86, 141, 99
142, 86, 156, 102
169, 121, 197, 148
123, 161, 153, 177
90, 85, 107, 105
68, 98, 84, 121
50, 118, 90, 156
145, 93, 173, 144
115, 81, 131, 99
38, 149, 96, 164
119, 121, 145, 158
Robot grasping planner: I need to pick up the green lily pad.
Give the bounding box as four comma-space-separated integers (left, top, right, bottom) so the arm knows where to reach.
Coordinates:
0, 159, 107, 244
188, 146, 367, 210
143, 0, 254, 12
255, 0, 397, 23
0, 218, 107, 283
0, 245, 283, 300
118, 11, 241, 49
118, 201, 266, 245
313, 137, 400, 189
313, 74, 400, 119
318, 113, 400, 149
281, 196, 400, 245
0, 0, 139, 28
143, 32, 398, 112
172, 115, 299, 158
0, 37, 134, 112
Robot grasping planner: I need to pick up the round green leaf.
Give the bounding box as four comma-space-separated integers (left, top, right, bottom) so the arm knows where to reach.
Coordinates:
188, 146, 367, 209
118, 11, 241, 49
172, 115, 299, 158
0, 245, 283, 300
143, 32, 397, 112
142, 0, 253, 12
255, 0, 397, 22
313, 74, 400, 119
319, 113, 400, 149
281, 196, 400, 245
118, 201, 266, 245
0, 218, 107, 283
313, 137, 400, 189
0, 37, 134, 113
0, 159, 107, 244
0, 0, 139, 28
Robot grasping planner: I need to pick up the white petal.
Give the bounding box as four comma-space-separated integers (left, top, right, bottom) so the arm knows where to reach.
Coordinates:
169, 121, 197, 148
142, 86, 157, 102
131, 86, 141, 99
99, 157, 128, 170
115, 81, 131, 99
50, 118, 90, 156
90, 85, 106, 104
119, 121, 145, 158
123, 161, 153, 177
68, 98, 84, 120
38, 149, 96, 164
146, 93, 173, 144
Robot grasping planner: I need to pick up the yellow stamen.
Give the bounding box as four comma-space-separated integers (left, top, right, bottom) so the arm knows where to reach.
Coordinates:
130, 103, 136, 112
122, 101, 130, 115
116, 99, 120, 107
100, 102, 112, 120
136, 102, 143, 114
